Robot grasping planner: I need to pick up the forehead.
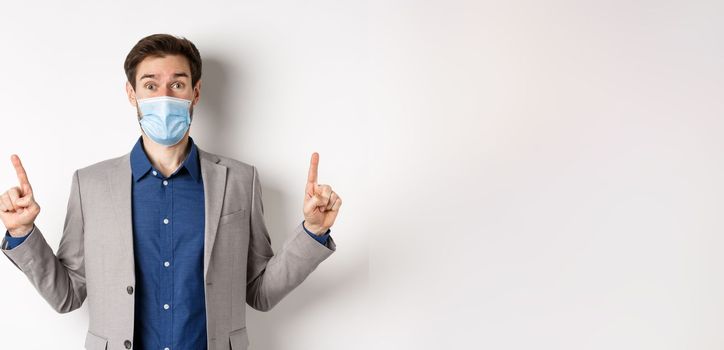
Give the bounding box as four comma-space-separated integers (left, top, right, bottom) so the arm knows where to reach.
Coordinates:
135, 54, 191, 80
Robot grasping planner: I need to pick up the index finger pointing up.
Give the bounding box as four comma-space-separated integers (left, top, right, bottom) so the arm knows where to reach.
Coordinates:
307, 152, 319, 185
11, 154, 32, 193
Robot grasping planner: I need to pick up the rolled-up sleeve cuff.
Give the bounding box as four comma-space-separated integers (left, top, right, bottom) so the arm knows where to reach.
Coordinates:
2, 225, 34, 250
302, 220, 331, 245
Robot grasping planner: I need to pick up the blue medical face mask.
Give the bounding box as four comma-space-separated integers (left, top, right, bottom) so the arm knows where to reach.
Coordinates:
137, 96, 193, 146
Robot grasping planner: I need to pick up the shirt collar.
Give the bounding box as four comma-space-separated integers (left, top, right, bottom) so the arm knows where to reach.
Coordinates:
130, 136, 201, 182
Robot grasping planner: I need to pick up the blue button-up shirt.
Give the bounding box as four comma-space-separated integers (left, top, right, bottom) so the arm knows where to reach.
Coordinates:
130, 136, 207, 349
3, 136, 331, 349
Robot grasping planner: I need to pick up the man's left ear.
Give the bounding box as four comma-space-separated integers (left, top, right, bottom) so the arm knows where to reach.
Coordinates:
192, 79, 202, 106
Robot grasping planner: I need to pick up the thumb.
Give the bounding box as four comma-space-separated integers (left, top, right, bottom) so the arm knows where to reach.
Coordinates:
304, 194, 323, 214
14, 194, 33, 208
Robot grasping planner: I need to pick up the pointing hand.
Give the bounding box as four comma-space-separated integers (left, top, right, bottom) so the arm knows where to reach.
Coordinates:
302, 152, 342, 235
0, 155, 40, 237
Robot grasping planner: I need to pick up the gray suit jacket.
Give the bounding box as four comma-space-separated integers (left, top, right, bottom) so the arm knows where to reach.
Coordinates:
1, 147, 336, 350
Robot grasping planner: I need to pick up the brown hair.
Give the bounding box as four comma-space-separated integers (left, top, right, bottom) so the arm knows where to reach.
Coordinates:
124, 33, 202, 90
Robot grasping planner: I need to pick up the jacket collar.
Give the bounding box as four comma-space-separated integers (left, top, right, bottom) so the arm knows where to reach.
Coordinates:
129, 136, 201, 182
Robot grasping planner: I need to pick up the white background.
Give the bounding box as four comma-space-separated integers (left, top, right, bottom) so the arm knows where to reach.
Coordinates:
0, 0, 723, 349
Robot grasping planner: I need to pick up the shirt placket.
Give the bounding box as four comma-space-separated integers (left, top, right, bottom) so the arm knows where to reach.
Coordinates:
158, 170, 174, 350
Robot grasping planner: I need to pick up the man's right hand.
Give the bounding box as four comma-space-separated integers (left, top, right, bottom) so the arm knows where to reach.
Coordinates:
0, 155, 40, 237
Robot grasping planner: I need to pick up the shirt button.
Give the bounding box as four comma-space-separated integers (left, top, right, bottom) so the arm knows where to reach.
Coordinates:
164, 348, 170, 350
124, 340, 132, 349
163, 180, 168, 186
164, 261, 170, 267
126, 286, 134, 294
163, 303, 170, 310
152, 170, 157, 176
163, 218, 169, 224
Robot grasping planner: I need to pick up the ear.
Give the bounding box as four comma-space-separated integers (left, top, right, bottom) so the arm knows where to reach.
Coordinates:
125, 81, 137, 107
192, 79, 202, 106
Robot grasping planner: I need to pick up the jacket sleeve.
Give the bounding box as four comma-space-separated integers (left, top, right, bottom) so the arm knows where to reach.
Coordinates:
1, 169, 86, 314
2, 227, 32, 250
245, 166, 336, 311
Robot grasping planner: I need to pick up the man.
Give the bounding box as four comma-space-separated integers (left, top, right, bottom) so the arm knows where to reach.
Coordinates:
0, 34, 342, 350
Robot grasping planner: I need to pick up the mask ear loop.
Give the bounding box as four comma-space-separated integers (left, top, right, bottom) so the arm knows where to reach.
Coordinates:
131, 88, 143, 123
136, 103, 144, 123
187, 98, 194, 125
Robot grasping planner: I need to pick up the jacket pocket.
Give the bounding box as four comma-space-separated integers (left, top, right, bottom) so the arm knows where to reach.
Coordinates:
229, 327, 249, 350
219, 208, 246, 226
84, 330, 108, 350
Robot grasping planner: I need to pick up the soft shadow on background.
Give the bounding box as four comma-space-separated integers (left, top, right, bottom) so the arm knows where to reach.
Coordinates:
196, 55, 367, 350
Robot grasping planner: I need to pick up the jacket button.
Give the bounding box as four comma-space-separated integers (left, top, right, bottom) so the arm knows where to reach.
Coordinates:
124, 339, 132, 348
126, 286, 134, 294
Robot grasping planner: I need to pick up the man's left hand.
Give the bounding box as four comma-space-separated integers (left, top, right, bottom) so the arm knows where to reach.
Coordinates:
302, 152, 342, 235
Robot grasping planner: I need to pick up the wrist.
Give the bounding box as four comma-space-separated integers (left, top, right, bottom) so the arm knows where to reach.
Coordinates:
9, 224, 33, 238
303, 221, 326, 236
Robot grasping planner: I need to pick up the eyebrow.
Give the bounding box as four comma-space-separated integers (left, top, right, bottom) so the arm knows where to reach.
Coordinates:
139, 72, 190, 81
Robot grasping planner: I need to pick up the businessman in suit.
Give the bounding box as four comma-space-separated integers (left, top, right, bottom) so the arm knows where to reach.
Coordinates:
0, 34, 342, 350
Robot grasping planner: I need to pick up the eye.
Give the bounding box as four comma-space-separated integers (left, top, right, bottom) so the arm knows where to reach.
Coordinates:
172, 82, 184, 89
145, 83, 156, 91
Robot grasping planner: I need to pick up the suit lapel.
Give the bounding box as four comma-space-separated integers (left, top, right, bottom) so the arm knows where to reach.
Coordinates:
108, 153, 135, 281
199, 148, 227, 279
